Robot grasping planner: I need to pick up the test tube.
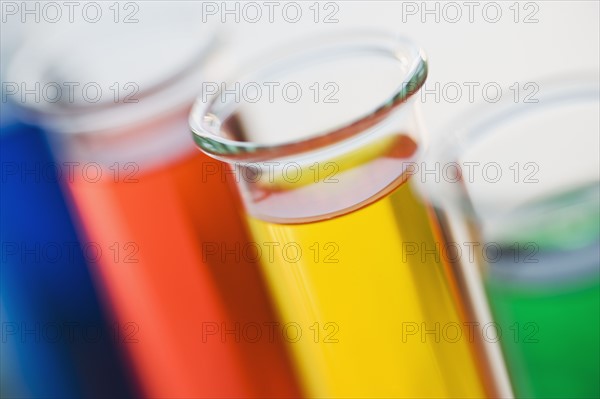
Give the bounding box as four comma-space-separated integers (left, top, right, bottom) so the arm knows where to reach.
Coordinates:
420, 75, 599, 398
0, 111, 132, 398
190, 31, 488, 398
6, 12, 299, 399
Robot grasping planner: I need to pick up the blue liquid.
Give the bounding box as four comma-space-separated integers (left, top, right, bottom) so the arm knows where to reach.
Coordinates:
0, 120, 133, 397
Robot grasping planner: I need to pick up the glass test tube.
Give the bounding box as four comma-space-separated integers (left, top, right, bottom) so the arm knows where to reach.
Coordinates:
6, 15, 299, 399
191, 32, 489, 398
420, 76, 600, 399
0, 114, 132, 398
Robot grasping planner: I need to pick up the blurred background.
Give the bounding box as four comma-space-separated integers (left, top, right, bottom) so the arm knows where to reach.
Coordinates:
1, 1, 598, 398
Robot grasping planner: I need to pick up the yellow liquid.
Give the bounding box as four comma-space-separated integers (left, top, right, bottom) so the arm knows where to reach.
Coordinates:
248, 180, 486, 398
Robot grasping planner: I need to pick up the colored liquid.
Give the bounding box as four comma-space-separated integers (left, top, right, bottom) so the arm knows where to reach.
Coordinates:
67, 148, 299, 398
484, 202, 600, 399
487, 276, 600, 398
1, 123, 132, 398
247, 178, 486, 398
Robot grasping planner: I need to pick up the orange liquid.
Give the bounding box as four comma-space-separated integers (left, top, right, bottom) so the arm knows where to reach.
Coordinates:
67, 149, 299, 398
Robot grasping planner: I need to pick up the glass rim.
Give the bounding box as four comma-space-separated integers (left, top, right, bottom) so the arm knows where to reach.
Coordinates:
418, 72, 600, 213
5, 22, 217, 135
189, 30, 428, 163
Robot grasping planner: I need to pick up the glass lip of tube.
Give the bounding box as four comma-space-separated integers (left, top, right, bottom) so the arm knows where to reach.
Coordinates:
416, 72, 600, 215
4, 22, 217, 136
419, 74, 600, 282
189, 30, 428, 164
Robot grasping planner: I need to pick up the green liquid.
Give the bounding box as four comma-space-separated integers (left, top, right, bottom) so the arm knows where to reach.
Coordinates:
487, 274, 599, 398
484, 186, 600, 398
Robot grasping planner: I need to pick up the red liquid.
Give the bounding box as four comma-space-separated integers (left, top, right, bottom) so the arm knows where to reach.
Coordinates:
67, 142, 299, 397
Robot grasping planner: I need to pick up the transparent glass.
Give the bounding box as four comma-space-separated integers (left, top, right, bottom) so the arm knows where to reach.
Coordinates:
6, 17, 298, 398
191, 31, 490, 398
419, 75, 600, 399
